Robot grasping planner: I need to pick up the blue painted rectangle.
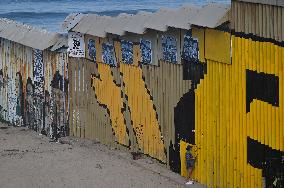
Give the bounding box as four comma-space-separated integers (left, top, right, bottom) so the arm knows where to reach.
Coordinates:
121, 40, 133, 64
140, 39, 152, 64
102, 43, 116, 67
182, 33, 199, 62
162, 35, 177, 63
88, 39, 96, 61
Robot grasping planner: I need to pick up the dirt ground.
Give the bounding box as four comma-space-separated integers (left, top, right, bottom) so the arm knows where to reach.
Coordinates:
0, 123, 204, 188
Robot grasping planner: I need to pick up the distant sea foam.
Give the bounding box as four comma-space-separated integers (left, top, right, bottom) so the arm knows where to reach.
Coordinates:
0, 0, 230, 32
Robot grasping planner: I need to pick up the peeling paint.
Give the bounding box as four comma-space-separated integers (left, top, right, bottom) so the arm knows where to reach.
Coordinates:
0, 38, 69, 139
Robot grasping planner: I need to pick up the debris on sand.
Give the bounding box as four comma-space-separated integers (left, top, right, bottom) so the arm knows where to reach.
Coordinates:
131, 152, 143, 160
95, 164, 102, 169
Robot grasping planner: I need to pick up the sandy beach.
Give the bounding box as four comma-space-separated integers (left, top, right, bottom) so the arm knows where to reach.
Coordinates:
0, 123, 204, 188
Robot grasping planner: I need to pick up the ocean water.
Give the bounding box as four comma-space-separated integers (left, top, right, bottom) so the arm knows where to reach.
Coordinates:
0, 0, 230, 32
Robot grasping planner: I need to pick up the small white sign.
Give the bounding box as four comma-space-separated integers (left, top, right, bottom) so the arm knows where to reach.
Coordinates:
68, 32, 85, 57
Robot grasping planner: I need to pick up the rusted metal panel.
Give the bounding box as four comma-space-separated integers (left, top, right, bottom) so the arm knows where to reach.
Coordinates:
0, 37, 69, 139
235, 0, 284, 7
69, 57, 117, 145
232, 0, 284, 42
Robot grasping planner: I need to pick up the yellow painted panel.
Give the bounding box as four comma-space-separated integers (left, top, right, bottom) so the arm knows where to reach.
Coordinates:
91, 63, 129, 146
120, 63, 166, 162
205, 28, 231, 64
180, 140, 189, 177
95, 37, 105, 63
194, 35, 284, 188
133, 44, 141, 66
114, 41, 122, 66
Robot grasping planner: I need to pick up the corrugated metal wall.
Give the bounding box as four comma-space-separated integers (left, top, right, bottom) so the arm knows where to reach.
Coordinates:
69, 29, 193, 163
69, 58, 191, 163
232, 0, 284, 42
69, 24, 284, 187
0, 38, 69, 138
0, 1, 282, 187
230, 1, 284, 187
193, 34, 284, 188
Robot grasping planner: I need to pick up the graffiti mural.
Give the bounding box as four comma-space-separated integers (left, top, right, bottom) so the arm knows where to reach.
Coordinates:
44, 52, 69, 139
169, 32, 205, 173
246, 70, 283, 187
0, 38, 69, 139
140, 39, 152, 64
69, 26, 284, 187
119, 63, 166, 161
50, 71, 69, 138
91, 63, 129, 146
7, 72, 16, 124
246, 70, 279, 112
70, 33, 196, 166
85, 61, 167, 161
34, 49, 44, 132
190, 33, 284, 187
0, 70, 4, 120
25, 78, 34, 128
71, 35, 193, 163
15, 72, 24, 126
0, 68, 8, 122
